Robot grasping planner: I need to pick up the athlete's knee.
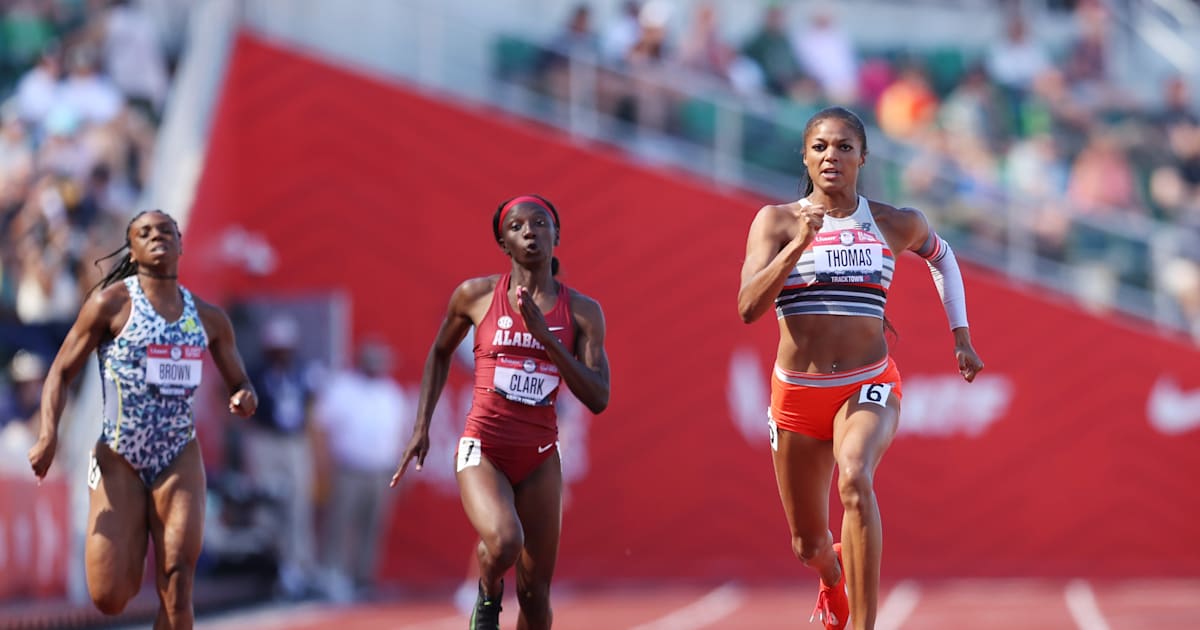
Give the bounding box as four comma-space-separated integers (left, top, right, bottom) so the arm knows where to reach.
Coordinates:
479, 527, 524, 568
837, 462, 875, 512
159, 560, 196, 614
791, 530, 833, 564
92, 589, 134, 616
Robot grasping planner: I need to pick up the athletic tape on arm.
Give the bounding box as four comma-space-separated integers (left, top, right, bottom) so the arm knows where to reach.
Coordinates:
919, 233, 969, 330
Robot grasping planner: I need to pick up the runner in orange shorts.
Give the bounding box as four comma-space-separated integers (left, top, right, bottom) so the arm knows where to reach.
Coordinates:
738, 107, 985, 629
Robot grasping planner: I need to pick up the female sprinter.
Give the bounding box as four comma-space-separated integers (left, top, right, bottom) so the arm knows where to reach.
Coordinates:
28, 210, 257, 629
392, 195, 610, 630
737, 107, 984, 629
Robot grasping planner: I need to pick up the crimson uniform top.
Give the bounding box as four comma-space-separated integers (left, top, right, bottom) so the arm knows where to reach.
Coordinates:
465, 273, 576, 447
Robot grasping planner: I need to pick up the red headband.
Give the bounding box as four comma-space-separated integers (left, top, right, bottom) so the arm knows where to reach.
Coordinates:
501, 195, 554, 225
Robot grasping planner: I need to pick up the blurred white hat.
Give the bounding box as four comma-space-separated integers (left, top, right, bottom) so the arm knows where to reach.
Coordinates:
9, 350, 47, 382
640, 0, 672, 28
261, 315, 300, 349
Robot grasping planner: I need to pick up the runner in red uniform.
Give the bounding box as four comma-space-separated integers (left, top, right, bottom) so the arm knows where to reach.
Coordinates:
392, 195, 610, 630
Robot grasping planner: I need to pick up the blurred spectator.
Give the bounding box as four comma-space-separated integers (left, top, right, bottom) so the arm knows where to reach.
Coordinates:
1005, 131, 1071, 257
100, 0, 170, 116
678, 3, 732, 81
540, 5, 600, 104
741, 4, 801, 98
0, 350, 45, 469
985, 14, 1050, 94
601, 1, 641, 65
13, 44, 62, 130
314, 339, 409, 603
1066, 130, 1139, 215
1162, 196, 1200, 342
244, 315, 319, 600
939, 64, 1009, 152
58, 45, 123, 126
791, 6, 858, 104
876, 63, 939, 141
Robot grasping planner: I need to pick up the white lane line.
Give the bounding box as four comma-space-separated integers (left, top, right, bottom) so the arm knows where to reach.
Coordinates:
876, 579, 921, 630
629, 582, 745, 630
1066, 579, 1111, 630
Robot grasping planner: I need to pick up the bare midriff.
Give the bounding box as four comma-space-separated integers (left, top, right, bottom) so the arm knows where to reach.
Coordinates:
776, 314, 888, 374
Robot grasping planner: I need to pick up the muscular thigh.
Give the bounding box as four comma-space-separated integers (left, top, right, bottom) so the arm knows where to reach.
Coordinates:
832, 387, 901, 471
513, 452, 563, 587
86, 443, 150, 594
148, 439, 207, 576
457, 446, 520, 543
771, 428, 836, 537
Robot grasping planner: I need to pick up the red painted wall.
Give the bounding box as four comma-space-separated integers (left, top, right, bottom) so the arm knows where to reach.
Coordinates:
183, 34, 1200, 587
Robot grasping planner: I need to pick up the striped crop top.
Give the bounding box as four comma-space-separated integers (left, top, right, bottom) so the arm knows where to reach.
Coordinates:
775, 196, 894, 319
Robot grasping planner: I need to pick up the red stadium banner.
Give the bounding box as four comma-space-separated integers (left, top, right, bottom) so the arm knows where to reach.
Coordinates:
182, 34, 1200, 587
0, 476, 70, 599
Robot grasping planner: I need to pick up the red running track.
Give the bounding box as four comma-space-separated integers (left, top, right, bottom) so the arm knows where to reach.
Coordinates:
195, 579, 1200, 629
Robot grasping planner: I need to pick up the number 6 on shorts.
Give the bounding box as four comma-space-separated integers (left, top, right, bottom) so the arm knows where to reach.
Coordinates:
858, 382, 893, 407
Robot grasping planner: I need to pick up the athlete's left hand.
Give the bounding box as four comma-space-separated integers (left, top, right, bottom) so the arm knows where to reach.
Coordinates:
516, 286, 555, 344
956, 344, 984, 383
229, 387, 258, 417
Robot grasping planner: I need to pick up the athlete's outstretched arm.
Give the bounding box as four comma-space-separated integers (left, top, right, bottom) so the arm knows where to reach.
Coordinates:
893, 207, 985, 382
392, 279, 484, 485
738, 205, 824, 323
198, 300, 258, 416
29, 287, 124, 479
516, 287, 609, 414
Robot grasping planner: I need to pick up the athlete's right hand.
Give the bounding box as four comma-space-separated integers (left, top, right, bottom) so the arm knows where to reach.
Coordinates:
28, 433, 57, 480
792, 203, 826, 246
390, 430, 430, 487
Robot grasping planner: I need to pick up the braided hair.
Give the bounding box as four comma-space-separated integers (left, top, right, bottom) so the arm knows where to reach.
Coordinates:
91, 210, 180, 293
493, 194, 561, 276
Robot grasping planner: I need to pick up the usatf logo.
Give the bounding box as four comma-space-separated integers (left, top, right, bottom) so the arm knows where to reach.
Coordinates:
839, 231, 855, 246
170, 346, 182, 360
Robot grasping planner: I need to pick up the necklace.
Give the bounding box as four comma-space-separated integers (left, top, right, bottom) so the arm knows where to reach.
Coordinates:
138, 270, 179, 280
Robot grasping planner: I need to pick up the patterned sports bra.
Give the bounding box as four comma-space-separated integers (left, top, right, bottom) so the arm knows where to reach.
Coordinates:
775, 196, 895, 320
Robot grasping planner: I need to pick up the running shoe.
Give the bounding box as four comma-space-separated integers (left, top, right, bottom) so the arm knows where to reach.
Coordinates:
810, 542, 849, 629
469, 579, 502, 630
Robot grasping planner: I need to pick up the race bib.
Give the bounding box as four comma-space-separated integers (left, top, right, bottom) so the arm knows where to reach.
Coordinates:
812, 230, 884, 284
493, 355, 560, 406
457, 437, 482, 472
146, 344, 203, 394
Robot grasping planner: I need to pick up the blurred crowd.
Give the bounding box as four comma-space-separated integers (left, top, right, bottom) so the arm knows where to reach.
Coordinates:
516, 0, 1200, 339
0, 0, 184, 457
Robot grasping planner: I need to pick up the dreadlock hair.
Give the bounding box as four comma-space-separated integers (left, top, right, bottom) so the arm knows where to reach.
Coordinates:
91, 210, 180, 293
797, 106, 869, 197
493, 194, 561, 276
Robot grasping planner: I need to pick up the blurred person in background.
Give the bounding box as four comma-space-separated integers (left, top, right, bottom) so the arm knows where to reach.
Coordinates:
0, 349, 46, 466
985, 13, 1050, 96
875, 62, 939, 141
392, 195, 610, 630
791, 6, 858, 105
737, 107, 984, 629
98, 0, 170, 118
600, 1, 642, 65
742, 4, 802, 98
244, 314, 318, 600
313, 338, 408, 603
27, 209, 258, 629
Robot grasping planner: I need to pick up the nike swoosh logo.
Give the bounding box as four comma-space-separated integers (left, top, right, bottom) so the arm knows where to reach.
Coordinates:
1148, 376, 1200, 434
548, 326, 565, 332
537, 442, 556, 453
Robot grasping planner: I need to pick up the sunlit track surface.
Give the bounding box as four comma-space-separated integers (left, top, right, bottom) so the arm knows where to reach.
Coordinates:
179, 580, 1200, 630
